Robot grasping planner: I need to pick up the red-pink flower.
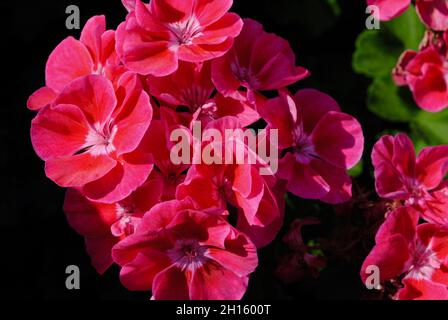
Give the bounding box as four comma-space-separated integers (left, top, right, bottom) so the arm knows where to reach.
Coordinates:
367, 0, 448, 31
176, 163, 283, 248
361, 206, 448, 300
31, 73, 153, 203
112, 198, 258, 300
147, 61, 260, 127
372, 133, 448, 225
142, 118, 190, 200
393, 39, 448, 112
27, 15, 125, 111
116, 0, 243, 77
63, 176, 162, 274
260, 89, 364, 204
211, 19, 309, 100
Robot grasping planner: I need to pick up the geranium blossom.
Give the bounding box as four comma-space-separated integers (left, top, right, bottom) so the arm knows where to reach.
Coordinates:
112, 198, 258, 300
367, 0, 448, 31
211, 18, 309, 101
361, 206, 448, 300
25, 0, 374, 301
259, 89, 364, 204
63, 176, 162, 273
141, 118, 190, 200
31, 73, 153, 203
147, 61, 260, 127
176, 162, 283, 247
116, 0, 243, 76
27, 15, 125, 111
393, 31, 448, 112
372, 133, 448, 225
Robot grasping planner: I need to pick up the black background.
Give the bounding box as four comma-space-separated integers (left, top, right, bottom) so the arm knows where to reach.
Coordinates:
1, 0, 386, 300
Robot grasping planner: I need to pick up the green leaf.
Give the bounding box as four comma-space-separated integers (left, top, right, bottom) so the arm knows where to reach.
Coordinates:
367, 75, 417, 122
325, 0, 341, 16
348, 160, 363, 177
352, 29, 403, 78
386, 5, 425, 50
412, 109, 448, 145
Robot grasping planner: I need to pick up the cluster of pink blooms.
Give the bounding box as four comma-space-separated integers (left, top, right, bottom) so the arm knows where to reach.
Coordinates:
361, 133, 448, 299
27, 0, 366, 300
368, 0, 448, 112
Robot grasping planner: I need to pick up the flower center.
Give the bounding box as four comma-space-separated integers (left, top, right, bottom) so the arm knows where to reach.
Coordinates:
84, 122, 118, 156
230, 63, 260, 88
292, 128, 316, 164
167, 16, 202, 45
407, 239, 441, 281
181, 87, 213, 112
111, 201, 139, 237
168, 239, 208, 271
403, 179, 429, 208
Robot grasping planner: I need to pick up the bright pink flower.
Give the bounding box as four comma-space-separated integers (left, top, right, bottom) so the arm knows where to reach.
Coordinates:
372, 133, 448, 225
367, 0, 448, 31
259, 89, 364, 204
147, 61, 260, 127
27, 16, 125, 111
141, 118, 190, 200
174, 116, 284, 247
63, 176, 162, 273
393, 43, 448, 112
31, 73, 154, 203
116, 0, 243, 77
211, 19, 309, 101
361, 206, 448, 300
176, 163, 283, 248
112, 198, 258, 300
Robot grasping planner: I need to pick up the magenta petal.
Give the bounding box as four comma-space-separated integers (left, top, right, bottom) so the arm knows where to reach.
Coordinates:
27, 86, 58, 111
411, 64, 448, 112
152, 266, 190, 300
119, 250, 173, 291
278, 153, 329, 200
416, 145, 448, 190
372, 134, 410, 199
311, 160, 353, 204
45, 153, 116, 187
63, 188, 117, 237
397, 278, 448, 300
45, 37, 93, 92
294, 89, 341, 133
82, 152, 153, 204
113, 89, 153, 155
375, 206, 419, 244
360, 234, 410, 283
367, 0, 411, 21
311, 111, 364, 170
80, 15, 106, 66
207, 234, 258, 277
190, 265, 249, 300
85, 235, 118, 274
416, 0, 448, 31
31, 104, 90, 161
54, 75, 117, 125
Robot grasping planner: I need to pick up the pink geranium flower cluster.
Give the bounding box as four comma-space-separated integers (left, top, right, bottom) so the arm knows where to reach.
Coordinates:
28, 0, 364, 300
361, 133, 448, 299
367, 0, 448, 112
